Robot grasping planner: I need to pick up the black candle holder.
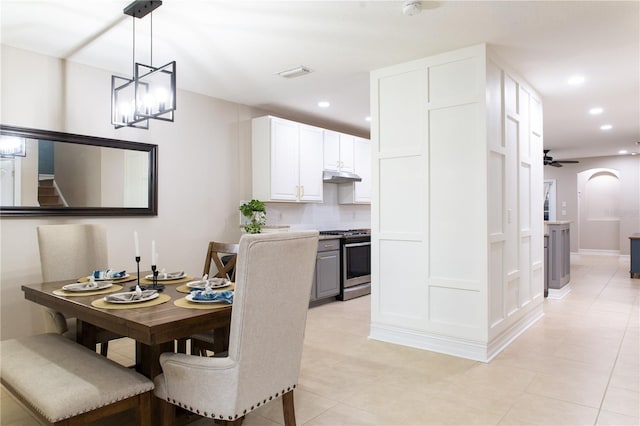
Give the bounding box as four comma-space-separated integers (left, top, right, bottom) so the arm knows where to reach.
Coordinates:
151, 264, 164, 291
135, 256, 141, 286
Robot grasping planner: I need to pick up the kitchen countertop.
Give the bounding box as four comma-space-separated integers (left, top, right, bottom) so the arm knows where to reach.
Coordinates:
319, 234, 341, 241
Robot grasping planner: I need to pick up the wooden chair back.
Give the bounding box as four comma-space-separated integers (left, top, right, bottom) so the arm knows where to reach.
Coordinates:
203, 241, 239, 281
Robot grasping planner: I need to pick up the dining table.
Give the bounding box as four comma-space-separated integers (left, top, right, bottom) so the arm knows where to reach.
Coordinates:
21, 272, 232, 423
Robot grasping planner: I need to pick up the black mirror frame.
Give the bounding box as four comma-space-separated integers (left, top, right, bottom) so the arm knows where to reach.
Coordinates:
0, 125, 158, 217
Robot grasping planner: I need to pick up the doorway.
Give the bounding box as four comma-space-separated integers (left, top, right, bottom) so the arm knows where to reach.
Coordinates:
577, 168, 621, 253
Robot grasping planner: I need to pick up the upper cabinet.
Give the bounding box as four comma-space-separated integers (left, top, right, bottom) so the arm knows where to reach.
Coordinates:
252, 116, 323, 202
338, 137, 371, 204
323, 130, 354, 173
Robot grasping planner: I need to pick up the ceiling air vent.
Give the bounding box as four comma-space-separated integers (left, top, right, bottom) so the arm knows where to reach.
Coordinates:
277, 66, 312, 78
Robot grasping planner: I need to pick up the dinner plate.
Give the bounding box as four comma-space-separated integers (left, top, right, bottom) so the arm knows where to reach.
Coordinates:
104, 291, 159, 304
63, 281, 113, 292
144, 271, 185, 281
186, 278, 230, 289
89, 273, 130, 281
185, 294, 227, 304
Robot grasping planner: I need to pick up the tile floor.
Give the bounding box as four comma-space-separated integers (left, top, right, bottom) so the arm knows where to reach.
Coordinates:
2, 255, 638, 425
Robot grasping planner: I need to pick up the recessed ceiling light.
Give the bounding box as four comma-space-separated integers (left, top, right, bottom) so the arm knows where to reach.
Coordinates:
589, 107, 603, 115
317, 101, 330, 108
567, 75, 585, 85
600, 124, 613, 130
619, 150, 628, 155
365, 116, 371, 122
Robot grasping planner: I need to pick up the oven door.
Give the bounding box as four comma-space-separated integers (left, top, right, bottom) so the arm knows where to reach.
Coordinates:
343, 240, 371, 287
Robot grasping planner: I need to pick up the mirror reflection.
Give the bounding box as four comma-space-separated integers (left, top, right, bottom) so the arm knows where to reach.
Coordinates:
0, 125, 157, 216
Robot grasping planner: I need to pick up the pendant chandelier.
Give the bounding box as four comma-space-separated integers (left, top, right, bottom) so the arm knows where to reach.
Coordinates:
111, 0, 176, 129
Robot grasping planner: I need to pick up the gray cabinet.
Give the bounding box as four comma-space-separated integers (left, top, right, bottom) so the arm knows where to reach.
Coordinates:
547, 222, 570, 289
311, 239, 340, 305
630, 233, 640, 278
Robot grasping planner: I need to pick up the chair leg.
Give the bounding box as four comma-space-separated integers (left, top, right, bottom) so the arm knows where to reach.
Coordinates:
136, 392, 152, 426
282, 390, 296, 426
158, 398, 175, 426
100, 341, 108, 356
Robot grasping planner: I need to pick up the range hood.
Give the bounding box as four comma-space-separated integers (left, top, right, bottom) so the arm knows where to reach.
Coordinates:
323, 170, 362, 183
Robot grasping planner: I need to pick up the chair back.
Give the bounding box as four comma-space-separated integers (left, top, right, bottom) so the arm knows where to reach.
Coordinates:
37, 224, 109, 282
228, 231, 318, 412
203, 241, 239, 281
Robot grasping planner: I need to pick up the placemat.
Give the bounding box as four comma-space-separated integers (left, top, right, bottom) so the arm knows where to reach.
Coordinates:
176, 282, 235, 294
53, 284, 123, 297
139, 276, 194, 285
91, 294, 171, 310
174, 297, 232, 310
78, 275, 137, 284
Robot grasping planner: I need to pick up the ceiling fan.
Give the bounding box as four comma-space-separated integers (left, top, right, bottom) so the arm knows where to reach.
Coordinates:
543, 150, 579, 167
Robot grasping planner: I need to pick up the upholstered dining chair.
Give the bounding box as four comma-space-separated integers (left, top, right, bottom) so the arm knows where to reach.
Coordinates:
37, 224, 122, 356
189, 241, 240, 356
154, 231, 319, 426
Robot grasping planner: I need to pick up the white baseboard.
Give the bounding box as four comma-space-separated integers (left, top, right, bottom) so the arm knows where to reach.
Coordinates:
368, 306, 543, 363
547, 284, 571, 299
577, 249, 621, 256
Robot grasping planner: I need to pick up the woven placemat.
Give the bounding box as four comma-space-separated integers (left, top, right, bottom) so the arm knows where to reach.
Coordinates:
174, 297, 232, 310
139, 276, 194, 285
176, 282, 235, 294
91, 294, 171, 310
53, 284, 123, 297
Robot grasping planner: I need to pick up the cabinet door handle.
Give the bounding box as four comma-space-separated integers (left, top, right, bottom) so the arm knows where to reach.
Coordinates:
323, 244, 333, 248
296, 185, 299, 198
300, 185, 305, 198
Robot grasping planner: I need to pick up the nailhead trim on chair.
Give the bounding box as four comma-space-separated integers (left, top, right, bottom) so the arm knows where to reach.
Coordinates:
171, 383, 299, 421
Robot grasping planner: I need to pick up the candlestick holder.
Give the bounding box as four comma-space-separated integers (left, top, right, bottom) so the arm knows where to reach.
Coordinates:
135, 256, 141, 287
151, 264, 164, 291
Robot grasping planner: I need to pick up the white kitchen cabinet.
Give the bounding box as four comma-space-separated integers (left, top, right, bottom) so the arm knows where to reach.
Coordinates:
338, 137, 371, 204
323, 130, 354, 173
252, 116, 323, 202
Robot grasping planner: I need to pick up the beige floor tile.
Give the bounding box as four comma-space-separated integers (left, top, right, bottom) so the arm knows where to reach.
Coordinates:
1, 389, 40, 426
524, 371, 609, 408
601, 386, 640, 418
402, 395, 506, 425
303, 402, 395, 426
596, 409, 640, 426
499, 393, 599, 425
609, 358, 640, 392
252, 388, 338, 425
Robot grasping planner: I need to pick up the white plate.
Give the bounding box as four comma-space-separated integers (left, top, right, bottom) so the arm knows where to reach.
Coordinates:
104, 291, 159, 304
63, 281, 113, 292
89, 273, 130, 281
185, 293, 228, 304
186, 278, 230, 289
144, 272, 185, 281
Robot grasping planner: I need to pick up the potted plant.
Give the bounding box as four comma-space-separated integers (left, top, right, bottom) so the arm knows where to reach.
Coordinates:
239, 199, 266, 234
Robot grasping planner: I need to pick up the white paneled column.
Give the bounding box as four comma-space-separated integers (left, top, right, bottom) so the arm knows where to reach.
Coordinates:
370, 44, 544, 362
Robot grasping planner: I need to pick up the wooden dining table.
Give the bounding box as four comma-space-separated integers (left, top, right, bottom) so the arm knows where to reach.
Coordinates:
21, 273, 232, 422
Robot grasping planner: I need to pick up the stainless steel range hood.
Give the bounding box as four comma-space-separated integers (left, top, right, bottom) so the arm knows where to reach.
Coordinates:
323, 170, 362, 183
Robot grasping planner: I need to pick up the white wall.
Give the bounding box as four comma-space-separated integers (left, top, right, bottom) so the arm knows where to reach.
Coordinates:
0, 46, 370, 340
544, 155, 640, 255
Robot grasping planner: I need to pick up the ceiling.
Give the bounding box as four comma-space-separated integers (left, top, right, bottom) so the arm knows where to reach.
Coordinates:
1, 0, 638, 160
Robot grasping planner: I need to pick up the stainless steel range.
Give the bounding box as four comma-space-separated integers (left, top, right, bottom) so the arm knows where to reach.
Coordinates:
319, 229, 371, 300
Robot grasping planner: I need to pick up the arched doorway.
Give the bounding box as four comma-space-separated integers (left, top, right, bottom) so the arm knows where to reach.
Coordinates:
577, 168, 621, 253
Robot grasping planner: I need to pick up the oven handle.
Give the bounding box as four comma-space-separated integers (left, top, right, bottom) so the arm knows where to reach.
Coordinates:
344, 241, 371, 248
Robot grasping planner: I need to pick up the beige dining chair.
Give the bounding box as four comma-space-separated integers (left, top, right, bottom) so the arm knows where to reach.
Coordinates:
37, 224, 122, 356
154, 231, 319, 426
189, 241, 240, 356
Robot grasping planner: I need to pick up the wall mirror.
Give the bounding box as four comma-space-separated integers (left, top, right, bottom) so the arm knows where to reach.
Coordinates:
0, 125, 157, 216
